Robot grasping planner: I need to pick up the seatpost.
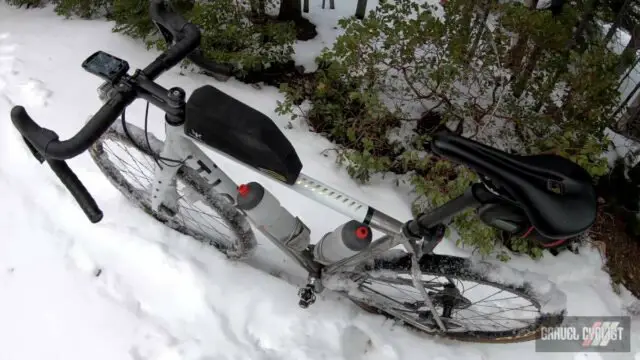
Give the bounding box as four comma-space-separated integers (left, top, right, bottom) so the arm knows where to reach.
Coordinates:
404, 182, 494, 238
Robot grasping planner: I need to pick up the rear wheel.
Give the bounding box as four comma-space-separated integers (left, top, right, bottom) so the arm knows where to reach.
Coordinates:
340, 253, 565, 343
88, 119, 256, 259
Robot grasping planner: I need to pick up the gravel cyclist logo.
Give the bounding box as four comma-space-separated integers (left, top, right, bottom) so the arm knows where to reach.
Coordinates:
536, 316, 630, 352
581, 321, 623, 347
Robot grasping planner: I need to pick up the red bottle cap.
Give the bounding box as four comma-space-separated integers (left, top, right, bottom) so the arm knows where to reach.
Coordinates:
356, 226, 369, 239
238, 184, 250, 197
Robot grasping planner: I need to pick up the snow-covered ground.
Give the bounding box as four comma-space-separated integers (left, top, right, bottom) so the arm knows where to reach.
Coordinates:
1, 2, 640, 360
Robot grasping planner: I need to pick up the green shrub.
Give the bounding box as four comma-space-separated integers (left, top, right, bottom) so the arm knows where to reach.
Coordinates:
278, 0, 621, 260
9, 0, 297, 75
109, 0, 157, 40
53, 0, 111, 19
108, 0, 297, 74
189, 0, 295, 75
277, 64, 401, 183
407, 154, 505, 259
6, 0, 46, 8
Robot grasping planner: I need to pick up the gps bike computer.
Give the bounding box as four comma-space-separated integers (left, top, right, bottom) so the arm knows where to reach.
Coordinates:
82, 51, 130, 82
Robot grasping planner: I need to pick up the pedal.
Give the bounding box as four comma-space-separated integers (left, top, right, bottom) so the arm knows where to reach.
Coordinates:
298, 275, 323, 308
298, 284, 317, 308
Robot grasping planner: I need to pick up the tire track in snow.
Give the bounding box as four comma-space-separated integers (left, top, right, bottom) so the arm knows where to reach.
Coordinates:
0, 34, 183, 359
0, 32, 17, 107
0, 26, 387, 360
0, 33, 350, 358
0, 29, 496, 360
0, 33, 52, 109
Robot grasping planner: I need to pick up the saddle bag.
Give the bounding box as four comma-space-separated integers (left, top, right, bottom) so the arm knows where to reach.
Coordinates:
477, 202, 582, 255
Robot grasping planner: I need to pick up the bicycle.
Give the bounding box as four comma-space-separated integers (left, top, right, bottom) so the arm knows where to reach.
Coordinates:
9, 0, 598, 343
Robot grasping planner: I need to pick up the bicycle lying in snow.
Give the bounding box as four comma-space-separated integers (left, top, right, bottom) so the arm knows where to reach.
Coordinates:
10, 0, 597, 343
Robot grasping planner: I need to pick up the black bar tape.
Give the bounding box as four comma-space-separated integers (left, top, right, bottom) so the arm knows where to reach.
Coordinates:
48, 159, 103, 223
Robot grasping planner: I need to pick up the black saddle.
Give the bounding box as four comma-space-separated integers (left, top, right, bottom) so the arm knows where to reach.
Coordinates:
431, 132, 597, 239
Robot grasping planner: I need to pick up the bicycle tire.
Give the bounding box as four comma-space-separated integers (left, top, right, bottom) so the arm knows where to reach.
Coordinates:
88, 120, 257, 260
339, 253, 565, 343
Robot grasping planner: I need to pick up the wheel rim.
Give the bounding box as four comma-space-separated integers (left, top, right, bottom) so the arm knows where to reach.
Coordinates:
91, 127, 239, 250
354, 271, 542, 335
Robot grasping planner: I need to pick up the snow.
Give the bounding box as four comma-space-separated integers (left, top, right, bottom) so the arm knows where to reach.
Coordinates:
0, 2, 640, 360
605, 127, 640, 166
291, 1, 377, 72
610, 27, 640, 108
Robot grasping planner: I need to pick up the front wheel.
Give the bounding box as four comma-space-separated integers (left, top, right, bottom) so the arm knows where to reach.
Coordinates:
336, 253, 565, 343
88, 119, 257, 259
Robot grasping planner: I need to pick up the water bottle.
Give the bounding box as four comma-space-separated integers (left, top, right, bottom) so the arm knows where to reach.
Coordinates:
236, 181, 309, 251
313, 220, 373, 265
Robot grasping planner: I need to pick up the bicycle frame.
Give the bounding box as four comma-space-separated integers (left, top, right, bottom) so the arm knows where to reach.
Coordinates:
117, 80, 497, 332
152, 119, 407, 269
128, 76, 499, 273
8, 0, 572, 338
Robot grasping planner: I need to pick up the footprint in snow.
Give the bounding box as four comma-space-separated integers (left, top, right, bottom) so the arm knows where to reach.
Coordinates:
19, 78, 53, 108
0, 32, 19, 106
341, 324, 399, 360
0, 33, 52, 108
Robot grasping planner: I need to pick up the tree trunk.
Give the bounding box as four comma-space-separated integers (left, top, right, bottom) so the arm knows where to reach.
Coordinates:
469, 0, 491, 59
618, 89, 640, 135
555, 1, 601, 109
532, 0, 600, 112
605, 21, 621, 45
279, 0, 302, 21
513, 46, 543, 98
604, 0, 631, 44
507, 0, 538, 72
303, 0, 309, 13
355, 0, 367, 19
573, 0, 600, 53
320, 0, 335, 9
616, 23, 640, 76
455, 1, 476, 55
250, 0, 266, 20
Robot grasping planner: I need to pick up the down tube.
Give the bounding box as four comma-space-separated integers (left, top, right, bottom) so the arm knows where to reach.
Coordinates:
291, 174, 404, 235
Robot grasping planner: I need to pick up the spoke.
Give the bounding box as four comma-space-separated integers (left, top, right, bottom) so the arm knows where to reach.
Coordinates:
357, 270, 542, 334
361, 284, 415, 308
461, 281, 481, 293
471, 303, 538, 312
366, 278, 422, 303
466, 288, 504, 306
459, 306, 538, 321
455, 307, 535, 326
98, 133, 236, 246
113, 141, 154, 175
